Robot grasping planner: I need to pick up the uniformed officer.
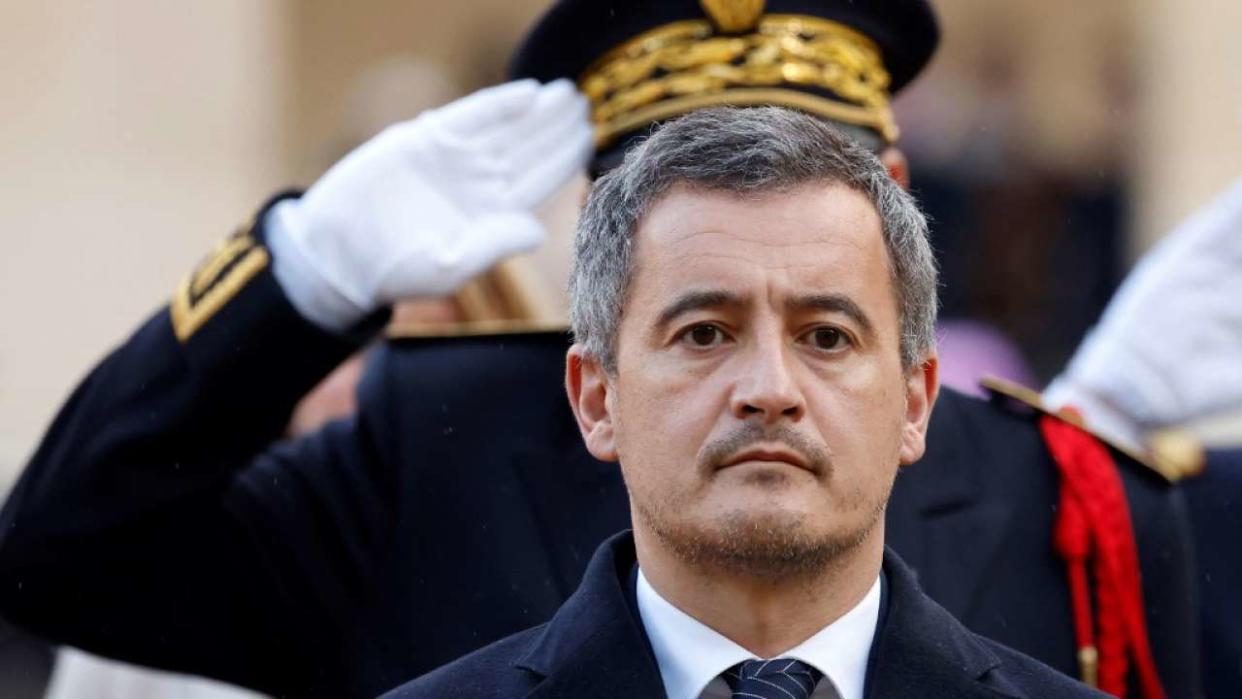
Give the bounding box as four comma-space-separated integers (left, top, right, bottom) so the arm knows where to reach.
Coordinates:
0, 1, 1200, 698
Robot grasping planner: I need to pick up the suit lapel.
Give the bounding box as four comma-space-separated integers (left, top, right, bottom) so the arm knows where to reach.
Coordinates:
517, 532, 667, 698
521, 618, 666, 699
868, 550, 1014, 699
887, 388, 1014, 619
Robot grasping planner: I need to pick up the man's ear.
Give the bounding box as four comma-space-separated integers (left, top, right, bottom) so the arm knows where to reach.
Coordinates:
879, 146, 911, 190
565, 345, 619, 462
899, 353, 940, 466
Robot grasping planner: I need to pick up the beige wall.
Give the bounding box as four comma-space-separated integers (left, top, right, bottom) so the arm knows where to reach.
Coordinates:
287, 0, 549, 178
1132, 0, 1242, 254
0, 1, 293, 485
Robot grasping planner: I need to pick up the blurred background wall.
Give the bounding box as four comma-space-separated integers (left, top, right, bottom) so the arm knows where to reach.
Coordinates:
0, 1, 291, 487
3, 0, 1241, 489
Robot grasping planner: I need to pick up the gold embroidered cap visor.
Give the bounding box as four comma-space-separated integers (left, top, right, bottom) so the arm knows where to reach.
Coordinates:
509, 0, 940, 169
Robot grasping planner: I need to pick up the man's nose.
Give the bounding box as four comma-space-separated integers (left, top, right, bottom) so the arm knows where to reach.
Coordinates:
730, 340, 806, 423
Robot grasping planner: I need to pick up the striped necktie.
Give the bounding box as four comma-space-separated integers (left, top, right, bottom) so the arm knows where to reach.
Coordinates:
722, 657, 824, 699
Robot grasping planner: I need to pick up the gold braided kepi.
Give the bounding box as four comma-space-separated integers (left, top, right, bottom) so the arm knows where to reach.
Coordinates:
581, 9, 898, 149
510, 0, 940, 164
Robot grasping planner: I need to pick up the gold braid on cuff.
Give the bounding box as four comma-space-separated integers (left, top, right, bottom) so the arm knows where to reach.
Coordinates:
581, 14, 898, 149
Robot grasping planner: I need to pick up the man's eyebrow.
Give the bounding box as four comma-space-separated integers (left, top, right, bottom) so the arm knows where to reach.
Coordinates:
654, 290, 744, 329
788, 293, 876, 336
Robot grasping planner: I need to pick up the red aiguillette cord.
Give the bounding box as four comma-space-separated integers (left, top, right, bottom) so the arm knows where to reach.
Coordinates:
1040, 411, 1166, 699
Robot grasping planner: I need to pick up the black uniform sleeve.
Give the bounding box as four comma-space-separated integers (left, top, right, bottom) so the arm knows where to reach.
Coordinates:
0, 197, 389, 695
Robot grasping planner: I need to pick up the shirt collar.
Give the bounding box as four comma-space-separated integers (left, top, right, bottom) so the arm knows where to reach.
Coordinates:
635, 568, 881, 699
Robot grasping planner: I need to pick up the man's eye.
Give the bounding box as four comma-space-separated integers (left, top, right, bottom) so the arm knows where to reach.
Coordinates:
684, 324, 724, 348
808, 327, 848, 351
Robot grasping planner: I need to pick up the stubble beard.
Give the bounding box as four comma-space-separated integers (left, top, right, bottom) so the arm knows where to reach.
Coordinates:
633, 476, 891, 583
626, 421, 895, 581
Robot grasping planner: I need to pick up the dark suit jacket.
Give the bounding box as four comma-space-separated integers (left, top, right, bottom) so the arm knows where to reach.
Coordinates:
386, 532, 1107, 698
0, 213, 1199, 697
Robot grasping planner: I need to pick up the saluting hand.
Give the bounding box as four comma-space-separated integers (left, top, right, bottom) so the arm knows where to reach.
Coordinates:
266, 78, 593, 331
1046, 178, 1242, 445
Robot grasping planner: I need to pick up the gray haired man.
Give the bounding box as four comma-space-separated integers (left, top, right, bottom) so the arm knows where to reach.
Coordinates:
385, 108, 1104, 699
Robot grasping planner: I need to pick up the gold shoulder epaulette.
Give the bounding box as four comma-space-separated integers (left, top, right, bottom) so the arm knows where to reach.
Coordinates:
979, 376, 1203, 483
385, 319, 570, 340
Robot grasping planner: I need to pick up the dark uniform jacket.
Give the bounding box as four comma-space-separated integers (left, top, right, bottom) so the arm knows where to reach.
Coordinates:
385, 531, 1107, 699
1184, 448, 1242, 697
0, 219, 1199, 698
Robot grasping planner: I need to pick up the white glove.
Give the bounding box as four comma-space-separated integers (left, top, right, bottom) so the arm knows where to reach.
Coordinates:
267, 78, 593, 331
1045, 178, 1242, 446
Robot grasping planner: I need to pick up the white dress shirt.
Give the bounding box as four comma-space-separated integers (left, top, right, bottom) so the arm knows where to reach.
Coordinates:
636, 569, 882, 699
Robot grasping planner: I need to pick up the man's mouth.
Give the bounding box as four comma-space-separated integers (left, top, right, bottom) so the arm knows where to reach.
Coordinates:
721, 446, 816, 475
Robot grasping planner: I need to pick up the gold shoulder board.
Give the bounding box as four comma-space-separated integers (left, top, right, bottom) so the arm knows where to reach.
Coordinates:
979, 375, 1202, 483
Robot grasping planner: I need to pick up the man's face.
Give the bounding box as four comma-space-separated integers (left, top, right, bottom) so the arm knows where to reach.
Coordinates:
569, 181, 936, 578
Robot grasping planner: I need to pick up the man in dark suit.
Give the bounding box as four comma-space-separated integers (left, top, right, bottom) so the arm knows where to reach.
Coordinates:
387, 103, 1103, 699
0, 1, 1197, 697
